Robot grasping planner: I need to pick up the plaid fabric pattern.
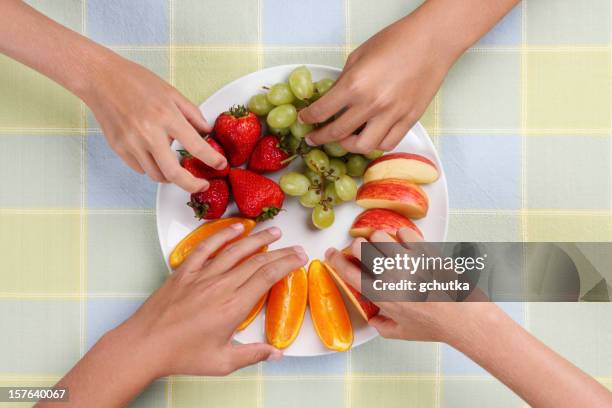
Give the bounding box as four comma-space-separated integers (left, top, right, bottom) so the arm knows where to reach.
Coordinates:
1, 1, 611, 407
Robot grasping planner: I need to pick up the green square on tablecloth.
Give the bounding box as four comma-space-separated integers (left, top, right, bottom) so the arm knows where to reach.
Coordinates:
0, 213, 80, 294
348, 0, 423, 45
351, 337, 437, 374
129, 380, 168, 408
0, 299, 80, 374
529, 303, 612, 377
447, 213, 522, 242
172, 379, 258, 408
173, 48, 259, 105
87, 213, 167, 294
526, 136, 611, 209
441, 378, 522, 408
524, 212, 612, 241
351, 378, 436, 408
0, 55, 82, 131
441, 51, 520, 131
173, 0, 258, 44
525, 50, 612, 133
0, 135, 82, 208
526, 0, 611, 44
264, 379, 345, 408
262, 47, 345, 70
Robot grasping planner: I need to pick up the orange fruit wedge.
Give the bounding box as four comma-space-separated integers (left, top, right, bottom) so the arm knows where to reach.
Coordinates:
169, 217, 256, 269
237, 292, 268, 331
265, 267, 308, 349
308, 260, 353, 352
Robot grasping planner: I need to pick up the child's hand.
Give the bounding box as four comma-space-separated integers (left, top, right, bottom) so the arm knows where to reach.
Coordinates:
116, 224, 308, 377
324, 229, 478, 343
84, 56, 227, 192
299, 13, 456, 154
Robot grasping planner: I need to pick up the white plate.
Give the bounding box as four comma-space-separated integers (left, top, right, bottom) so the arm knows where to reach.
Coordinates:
156, 64, 448, 356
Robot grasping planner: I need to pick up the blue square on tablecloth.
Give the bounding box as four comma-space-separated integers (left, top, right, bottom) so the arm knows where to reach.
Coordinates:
477, 5, 521, 45
263, 0, 345, 45
442, 303, 524, 375
441, 135, 521, 209
87, 133, 157, 209
88, 0, 168, 45
262, 352, 347, 375
86, 298, 144, 350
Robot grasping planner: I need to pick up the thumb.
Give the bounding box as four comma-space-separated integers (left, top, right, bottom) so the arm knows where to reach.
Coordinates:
369, 315, 401, 339
229, 343, 283, 370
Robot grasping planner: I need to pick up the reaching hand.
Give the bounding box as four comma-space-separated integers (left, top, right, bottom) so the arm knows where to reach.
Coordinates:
84, 56, 228, 192
120, 224, 308, 377
299, 12, 455, 154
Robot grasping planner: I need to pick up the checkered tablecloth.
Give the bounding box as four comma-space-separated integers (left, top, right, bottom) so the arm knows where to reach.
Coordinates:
1, 1, 611, 407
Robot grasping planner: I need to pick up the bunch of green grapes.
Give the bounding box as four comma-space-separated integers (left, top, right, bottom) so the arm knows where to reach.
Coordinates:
247, 66, 384, 229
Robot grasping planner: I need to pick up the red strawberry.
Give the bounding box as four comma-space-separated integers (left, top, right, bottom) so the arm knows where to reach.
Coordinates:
213, 105, 261, 166
248, 135, 291, 173
179, 137, 229, 179
229, 168, 284, 221
187, 179, 229, 220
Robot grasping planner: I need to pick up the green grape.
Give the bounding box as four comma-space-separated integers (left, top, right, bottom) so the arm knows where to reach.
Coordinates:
299, 188, 322, 208
289, 66, 314, 100
305, 167, 323, 186
325, 183, 342, 205
304, 149, 330, 173
312, 205, 335, 229
283, 134, 302, 153
279, 172, 310, 196
267, 83, 295, 106
346, 154, 368, 177
334, 175, 358, 201
293, 99, 309, 110
326, 158, 347, 181
323, 142, 347, 157
269, 126, 290, 137
290, 121, 314, 139
267, 104, 298, 129
315, 78, 335, 96
248, 94, 274, 116
364, 149, 384, 160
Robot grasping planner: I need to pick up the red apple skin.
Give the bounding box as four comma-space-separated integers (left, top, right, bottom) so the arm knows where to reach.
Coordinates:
324, 261, 380, 321
350, 208, 423, 238
364, 153, 439, 184
356, 179, 429, 219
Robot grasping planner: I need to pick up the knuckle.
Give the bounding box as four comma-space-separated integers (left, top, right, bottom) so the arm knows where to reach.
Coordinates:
251, 252, 270, 265
260, 264, 280, 285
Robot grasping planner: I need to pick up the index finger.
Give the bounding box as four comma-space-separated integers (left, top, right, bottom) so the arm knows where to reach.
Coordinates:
152, 141, 209, 193
169, 117, 227, 171
298, 79, 349, 125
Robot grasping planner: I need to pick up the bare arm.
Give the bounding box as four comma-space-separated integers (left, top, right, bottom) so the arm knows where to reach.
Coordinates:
300, 0, 521, 153
325, 230, 612, 408
37, 225, 306, 407
0, 0, 227, 192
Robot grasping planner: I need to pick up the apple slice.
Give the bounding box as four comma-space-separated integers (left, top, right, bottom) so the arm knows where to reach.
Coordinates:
323, 261, 380, 321
356, 179, 429, 219
364, 153, 439, 184
350, 208, 423, 239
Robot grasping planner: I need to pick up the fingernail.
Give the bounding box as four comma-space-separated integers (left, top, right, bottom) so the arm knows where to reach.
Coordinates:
266, 348, 283, 362
230, 223, 244, 232
305, 137, 316, 146
268, 227, 281, 238
325, 247, 336, 259
297, 112, 305, 124
197, 181, 210, 192
293, 245, 305, 255
215, 158, 228, 170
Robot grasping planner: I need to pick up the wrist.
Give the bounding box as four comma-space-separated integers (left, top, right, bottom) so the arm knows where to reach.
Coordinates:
440, 304, 506, 352
99, 321, 165, 383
